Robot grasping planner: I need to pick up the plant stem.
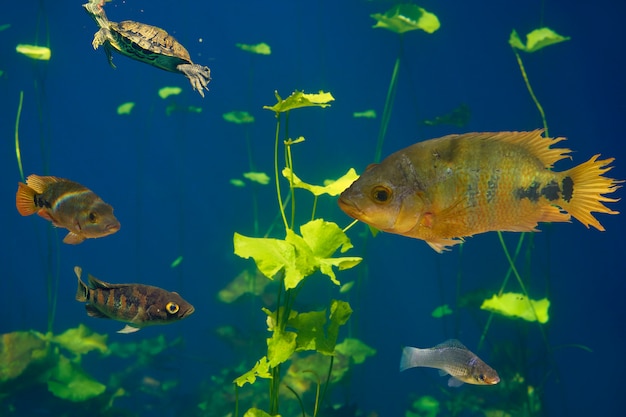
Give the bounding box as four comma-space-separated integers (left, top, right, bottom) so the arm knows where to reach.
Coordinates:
513, 49, 549, 136
15, 91, 25, 182
374, 35, 404, 163
274, 114, 289, 231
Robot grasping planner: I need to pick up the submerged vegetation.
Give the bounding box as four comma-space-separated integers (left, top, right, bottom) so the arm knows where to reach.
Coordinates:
4, 2, 615, 417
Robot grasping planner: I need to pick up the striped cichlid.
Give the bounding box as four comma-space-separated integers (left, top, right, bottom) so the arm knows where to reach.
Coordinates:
16, 174, 120, 244
400, 339, 500, 387
74, 266, 194, 334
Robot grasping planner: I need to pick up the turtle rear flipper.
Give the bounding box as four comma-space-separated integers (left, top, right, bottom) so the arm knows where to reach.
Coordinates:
178, 64, 211, 97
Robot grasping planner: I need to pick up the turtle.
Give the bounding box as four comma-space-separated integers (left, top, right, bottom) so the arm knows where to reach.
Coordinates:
83, 1, 211, 97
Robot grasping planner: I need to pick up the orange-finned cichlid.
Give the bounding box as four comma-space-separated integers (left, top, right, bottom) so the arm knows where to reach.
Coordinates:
16, 174, 120, 244
338, 130, 622, 252
400, 339, 500, 387
74, 266, 195, 334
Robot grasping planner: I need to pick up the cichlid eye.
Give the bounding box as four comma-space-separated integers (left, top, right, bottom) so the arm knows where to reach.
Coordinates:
88, 212, 98, 223
166, 302, 180, 314
371, 186, 392, 204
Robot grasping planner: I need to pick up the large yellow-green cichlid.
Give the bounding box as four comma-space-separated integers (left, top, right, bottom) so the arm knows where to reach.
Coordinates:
74, 266, 195, 334
338, 130, 621, 252
16, 174, 120, 244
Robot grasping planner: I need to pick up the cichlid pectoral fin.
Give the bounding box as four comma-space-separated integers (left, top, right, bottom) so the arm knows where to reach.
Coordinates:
118, 324, 141, 334
64, 231, 86, 245
448, 377, 465, 388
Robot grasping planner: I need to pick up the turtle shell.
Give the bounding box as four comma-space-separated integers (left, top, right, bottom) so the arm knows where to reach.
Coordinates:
109, 20, 192, 72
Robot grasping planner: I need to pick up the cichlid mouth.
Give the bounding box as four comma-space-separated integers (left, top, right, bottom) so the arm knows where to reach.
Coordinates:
181, 306, 195, 318
106, 222, 121, 233
337, 196, 362, 217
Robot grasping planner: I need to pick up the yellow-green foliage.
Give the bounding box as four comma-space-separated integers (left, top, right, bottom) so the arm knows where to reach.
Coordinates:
480, 292, 550, 323
223, 110, 255, 124
371, 4, 440, 34
236, 42, 272, 55
509, 28, 570, 53
116, 102, 135, 115
282, 167, 359, 197
263, 90, 334, 114
158, 86, 182, 99
16, 44, 51, 60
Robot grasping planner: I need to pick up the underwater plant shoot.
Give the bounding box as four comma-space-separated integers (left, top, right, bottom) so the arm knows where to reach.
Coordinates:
2, 1, 624, 417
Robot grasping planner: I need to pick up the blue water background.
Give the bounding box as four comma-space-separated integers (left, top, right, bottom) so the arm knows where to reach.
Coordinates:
1, 1, 625, 416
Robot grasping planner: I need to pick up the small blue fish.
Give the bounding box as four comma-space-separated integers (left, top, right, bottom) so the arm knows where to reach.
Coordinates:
400, 339, 500, 387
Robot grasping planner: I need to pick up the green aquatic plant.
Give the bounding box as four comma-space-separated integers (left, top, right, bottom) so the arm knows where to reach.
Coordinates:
116, 101, 135, 115
231, 90, 367, 417
15, 44, 51, 60
236, 42, 272, 55
158, 85, 183, 99
509, 27, 570, 136
480, 292, 550, 323
370, 3, 440, 162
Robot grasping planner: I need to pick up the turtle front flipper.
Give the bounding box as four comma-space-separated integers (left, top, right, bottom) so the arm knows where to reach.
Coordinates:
178, 64, 211, 97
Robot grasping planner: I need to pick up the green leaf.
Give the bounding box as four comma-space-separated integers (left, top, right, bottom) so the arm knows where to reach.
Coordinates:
480, 292, 550, 323
431, 304, 453, 318
282, 167, 359, 197
263, 90, 334, 113
353, 109, 377, 119
223, 110, 255, 124
335, 338, 377, 364
233, 233, 298, 281
16, 44, 51, 60
284, 230, 318, 289
236, 42, 272, 55
116, 102, 135, 115
509, 28, 570, 53
243, 408, 278, 417
243, 171, 270, 185
371, 4, 440, 34
50, 324, 108, 357
158, 86, 182, 99
46, 355, 106, 401
234, 356, 272, 387
267, 330, 297, 367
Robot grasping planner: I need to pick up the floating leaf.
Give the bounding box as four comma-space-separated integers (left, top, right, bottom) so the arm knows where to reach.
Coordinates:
339, 281, 354, 293
223, 110, 255, 124
263, 90, 334, 114
0, 24, 11, 31
230, 179, 246, 187
16, 44, 51, 60
50, 324, 108, 357
158, 86, 182, 99
282, 167, 359, 197
234, 356, 272, 387
480, 292, 550, 323
218, 268, 271, 303
234, 220, 361, 290
46, 355, 106, 401
243, 408, 277, 417
422, 103, 471, 127
509, 28, 570, 53
267, 330, 297, 367
236, 42, 271, 55
371, 4, 440, 34
116, 102, 135, 115
334, 337, 376, 364
287, 300, 352, 355
0, 330, 49, 382
431, 304, 453, 318
243, 171, 270, 185
170, 256, 183, 268
353, 109, 377, 119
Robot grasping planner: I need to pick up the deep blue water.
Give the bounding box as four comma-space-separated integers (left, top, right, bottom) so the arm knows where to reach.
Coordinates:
2, 1, 625, 416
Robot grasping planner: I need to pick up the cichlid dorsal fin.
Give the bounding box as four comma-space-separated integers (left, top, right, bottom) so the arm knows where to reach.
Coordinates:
482, 130, 572, 168
24, 174, 64, 194
87, 273, 116, 289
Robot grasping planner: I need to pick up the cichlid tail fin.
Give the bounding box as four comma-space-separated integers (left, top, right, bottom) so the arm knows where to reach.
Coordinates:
74, 266, 89, 302
15, 182, 38, 216
558, 155, 622, 231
